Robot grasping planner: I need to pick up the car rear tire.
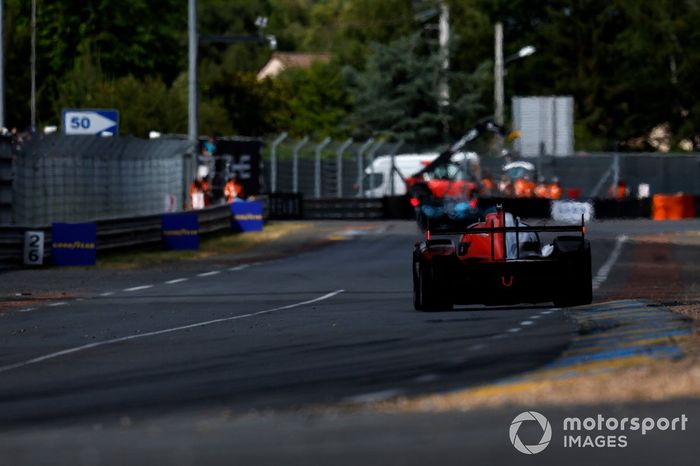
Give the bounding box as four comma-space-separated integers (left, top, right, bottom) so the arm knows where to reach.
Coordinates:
553, 237, 592, 307
414, 258, 453, 311
413, 254, 423, 310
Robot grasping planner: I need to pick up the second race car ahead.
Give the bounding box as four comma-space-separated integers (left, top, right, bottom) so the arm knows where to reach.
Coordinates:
412, 207, 592, 311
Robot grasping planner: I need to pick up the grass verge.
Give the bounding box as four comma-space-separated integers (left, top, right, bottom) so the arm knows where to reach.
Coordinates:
97, 222, 312, 270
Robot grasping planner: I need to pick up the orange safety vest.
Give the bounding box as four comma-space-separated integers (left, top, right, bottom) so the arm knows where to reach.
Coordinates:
481, 178, 494, 195
224, 180, 243, 203
534, 183, 549, 198
514, 179, 535, 198
610, 183, 627, 199
548, 184, 562, 200
189, 182, 199, 196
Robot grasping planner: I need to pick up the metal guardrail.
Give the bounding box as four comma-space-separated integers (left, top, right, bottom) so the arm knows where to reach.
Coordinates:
0, 193, 387, 266
303, 198, 385, 220
0, 202, 240, 267
0, 194, 669, 268
266, 193, 387, 220
0, 226, 27, 265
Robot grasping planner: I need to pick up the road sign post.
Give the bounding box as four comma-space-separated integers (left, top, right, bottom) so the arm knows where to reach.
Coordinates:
62, 109, 119, 136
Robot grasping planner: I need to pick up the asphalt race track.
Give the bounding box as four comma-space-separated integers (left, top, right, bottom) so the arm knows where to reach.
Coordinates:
1, 220, 699, 465
0, 221, 601, 424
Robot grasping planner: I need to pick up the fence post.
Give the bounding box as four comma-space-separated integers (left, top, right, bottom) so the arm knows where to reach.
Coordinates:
389, 140, 403, 197
292, 136, 308, 193
335, 138, 353, 198
367, 140, 385, 197
314, 137, 331, 199
611, 153, 620, 197
270, 132, 287, 193
357, 138, 374, 198
589, 158, 613, 198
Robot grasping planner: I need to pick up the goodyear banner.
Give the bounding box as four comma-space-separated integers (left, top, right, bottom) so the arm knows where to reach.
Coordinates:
51, 223, 97, 266
231, 201, 264, 232
162, 213, 199, 250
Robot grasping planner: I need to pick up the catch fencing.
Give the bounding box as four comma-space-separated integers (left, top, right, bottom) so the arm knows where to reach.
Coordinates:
262, 133, 700, 200
263, 134, 439, 199
13, 135, 194, 226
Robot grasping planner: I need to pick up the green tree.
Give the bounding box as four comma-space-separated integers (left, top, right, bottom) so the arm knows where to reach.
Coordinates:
271, 62, 351, 138
345, 32, 487, 143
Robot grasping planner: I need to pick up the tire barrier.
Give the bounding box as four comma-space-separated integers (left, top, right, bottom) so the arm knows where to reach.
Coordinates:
267, 193, 304, 220
652, 194, 696, 220
594, 198, 652, 219
383, 195, 415, 219
302, 198, 384, 220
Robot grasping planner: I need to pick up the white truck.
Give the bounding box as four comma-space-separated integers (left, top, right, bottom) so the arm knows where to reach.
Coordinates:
362, 152, 480, 198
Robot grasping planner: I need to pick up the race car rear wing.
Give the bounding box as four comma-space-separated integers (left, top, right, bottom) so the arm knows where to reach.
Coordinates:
427, 214, 586, 260
427, 215, 585, 236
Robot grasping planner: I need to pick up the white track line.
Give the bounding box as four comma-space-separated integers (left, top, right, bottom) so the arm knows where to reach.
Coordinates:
520, 320, 534, 326
197, 271, 220, 277
47, 302, 67, 307
0, 290, 345, 374
99, 292, 114, 297
165, 278, 188, 285
228, 265, 249, 272
123, 285, 153, 292
592, 234, 628, 290
18, 308, 36, 313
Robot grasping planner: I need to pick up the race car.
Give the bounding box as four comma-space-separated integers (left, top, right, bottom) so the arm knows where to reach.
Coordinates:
412, 207, 592, 311
408, 121, 506, 232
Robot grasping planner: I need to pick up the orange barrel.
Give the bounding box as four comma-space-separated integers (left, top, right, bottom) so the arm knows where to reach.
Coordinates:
682, 194, 696, 218
652, 194, 694, 220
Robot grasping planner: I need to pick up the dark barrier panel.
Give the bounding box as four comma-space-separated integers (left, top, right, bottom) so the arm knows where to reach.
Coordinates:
593, 198, 651, 219
268, 193, 304, 220
383, 195, 414, 219
478, 197, 552, 218
303, 198, 384, 220
0, 135, 12, 225
207, 137, 262, 199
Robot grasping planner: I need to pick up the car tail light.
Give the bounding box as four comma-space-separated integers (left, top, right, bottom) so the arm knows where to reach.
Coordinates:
410, 197, 420, 207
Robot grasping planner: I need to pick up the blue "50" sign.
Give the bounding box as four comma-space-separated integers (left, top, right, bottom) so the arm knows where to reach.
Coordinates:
62, 109, 119, 136
70, 116, 91, 129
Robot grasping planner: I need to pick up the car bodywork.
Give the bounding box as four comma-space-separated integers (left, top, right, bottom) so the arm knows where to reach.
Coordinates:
408, 121, 506, 231
412, 208, 592, 310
